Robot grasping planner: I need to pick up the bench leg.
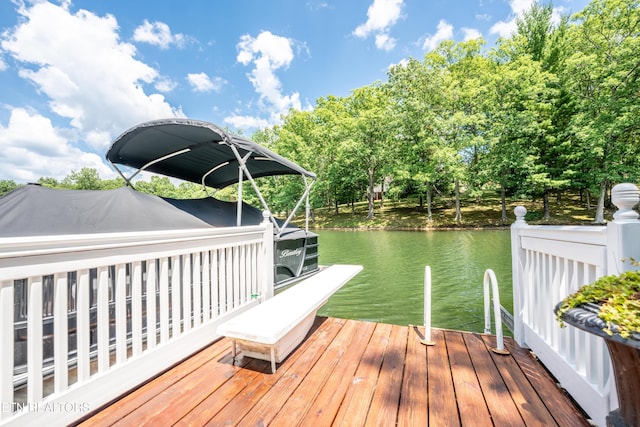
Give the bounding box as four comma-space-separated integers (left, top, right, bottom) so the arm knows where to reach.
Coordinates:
270, 347, 276, 373
231, 340, 238, 365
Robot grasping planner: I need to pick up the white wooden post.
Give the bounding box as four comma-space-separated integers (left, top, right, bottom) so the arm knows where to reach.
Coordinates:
97, 267, 110, 373
0, 281, 13, 422
151, 259, 162, 347
76, 270, 91, 382
607, 183, 640, 275
510, 205, 529, 346
115, 263, 127, 364
261, 211, 275, 301
53, 273, 69, 393
171, 256, 182, 335
27, 277, 43, 403
131, 261, 143, 356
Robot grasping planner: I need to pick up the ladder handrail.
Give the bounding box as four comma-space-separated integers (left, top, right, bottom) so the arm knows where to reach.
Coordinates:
483, 269, 508, 354
422, 266, 433, 345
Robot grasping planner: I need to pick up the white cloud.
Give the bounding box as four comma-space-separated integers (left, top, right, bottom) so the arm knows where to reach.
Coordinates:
132, 20, 186, 49
0, 2, 182, 150
490, 20, 515, 38
490, 0, 535, 38
234, 31, 301, 128
387, 58, 409, 72
551, 6, 569, 26
223, 114, 271, 131
354, 0, 403, 38
353, 0, 403, 50
490, 1, 572, 38
187, 72, 226, 93
0, 1, 184, 182
155, 76, 177, 93
462, 27, 483, 41
0, 108, 112, 181
375, 33, 396, 51
0, 56, 6, 72
511, 0, 537, 16
422, 20, 454, 51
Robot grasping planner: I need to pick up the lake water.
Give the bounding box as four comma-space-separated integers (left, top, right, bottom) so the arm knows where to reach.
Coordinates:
315, 229, 513, 333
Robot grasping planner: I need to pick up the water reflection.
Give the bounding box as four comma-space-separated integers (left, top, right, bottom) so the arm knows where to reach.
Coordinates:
316, 229, 512, 333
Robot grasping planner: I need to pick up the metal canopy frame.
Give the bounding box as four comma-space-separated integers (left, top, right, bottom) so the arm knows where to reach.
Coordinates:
106, 118, 315, 238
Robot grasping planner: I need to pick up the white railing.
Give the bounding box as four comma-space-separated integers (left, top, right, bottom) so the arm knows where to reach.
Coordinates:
510, 183, 640, 427
0, 215, 274, 426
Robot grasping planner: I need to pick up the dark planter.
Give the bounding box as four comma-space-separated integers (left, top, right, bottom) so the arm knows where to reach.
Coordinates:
555, 302, 640, 427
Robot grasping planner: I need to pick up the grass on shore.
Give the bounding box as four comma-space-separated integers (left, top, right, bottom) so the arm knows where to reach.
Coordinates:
294, 192, 613, 230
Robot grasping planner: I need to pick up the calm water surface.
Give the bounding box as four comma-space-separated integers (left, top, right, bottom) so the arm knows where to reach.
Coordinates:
316, 229, 512, 333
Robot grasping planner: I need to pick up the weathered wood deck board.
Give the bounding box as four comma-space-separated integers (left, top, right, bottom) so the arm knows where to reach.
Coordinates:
80, 339, 230, 426
447, 330, 497, 426
493, 336, 589, 427
297, 319, 376, 426
331, 322, 392, 426
396, 325, 428, 427
76, 317, 590, 427
479, 334, 559, 426
427, 328, 460, 426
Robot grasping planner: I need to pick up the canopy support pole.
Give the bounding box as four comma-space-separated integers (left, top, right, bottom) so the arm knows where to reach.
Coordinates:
305, 176, 310, 233
278, 176, 315, 238
107, 148, 192, 187
229, 145, 281, 233
236, 153, 251, 226
237, 162, 243, 226
109, 162, 133, 187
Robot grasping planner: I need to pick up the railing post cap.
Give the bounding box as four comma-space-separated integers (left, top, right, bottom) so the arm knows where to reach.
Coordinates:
612, 183, 639, 222
261, 210, 272, 224
514, 206, 527, 223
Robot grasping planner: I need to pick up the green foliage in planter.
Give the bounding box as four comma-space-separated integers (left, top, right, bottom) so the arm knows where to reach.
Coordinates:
556, 270, 640, 339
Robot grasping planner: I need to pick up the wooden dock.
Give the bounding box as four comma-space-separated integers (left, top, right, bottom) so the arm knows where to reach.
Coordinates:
76, 317, 590, 426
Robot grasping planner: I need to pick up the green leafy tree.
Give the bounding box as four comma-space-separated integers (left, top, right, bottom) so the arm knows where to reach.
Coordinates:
101, 177, 126, 190
267, 112, 318, 216
516, 3, 572, 219
135, 176, 178, 198
62, 168, 103, 190
483, 51, 551, 220
37, 177, 61, 188
314, 95, 367, 214
176, 181, 209, 199
345, 83, 395, 219
387, 57, 444, 220
443, 39, 494, 221
0, 179, 19, 196
411, 39, 493, 223
564, 0, 640, 223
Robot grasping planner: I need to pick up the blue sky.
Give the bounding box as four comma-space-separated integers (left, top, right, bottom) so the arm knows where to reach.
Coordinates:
0, 0, 590, 183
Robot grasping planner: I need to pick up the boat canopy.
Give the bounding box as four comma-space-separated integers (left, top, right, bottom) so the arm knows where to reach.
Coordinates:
0, 184, 305, 238
0, 184, 210, 237
106, 118, 315, 189
106, 118, 315, 236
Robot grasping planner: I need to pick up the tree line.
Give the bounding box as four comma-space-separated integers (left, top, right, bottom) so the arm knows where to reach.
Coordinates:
2, 0, 638, 224
252, 0, 640, 223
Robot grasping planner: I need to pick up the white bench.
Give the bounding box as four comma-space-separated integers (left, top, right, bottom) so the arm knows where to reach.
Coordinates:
216, 264, 363, 373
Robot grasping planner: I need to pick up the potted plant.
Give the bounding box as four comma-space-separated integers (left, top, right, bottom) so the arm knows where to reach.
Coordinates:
555, 267, 640, 427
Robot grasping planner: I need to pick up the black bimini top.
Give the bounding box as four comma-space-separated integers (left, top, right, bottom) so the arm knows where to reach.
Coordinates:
106, 118, 316, 189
